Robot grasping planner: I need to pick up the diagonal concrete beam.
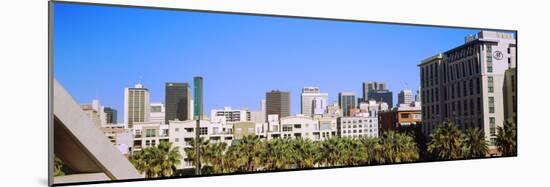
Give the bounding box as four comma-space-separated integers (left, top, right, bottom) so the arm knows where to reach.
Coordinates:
53, 79, 142, 183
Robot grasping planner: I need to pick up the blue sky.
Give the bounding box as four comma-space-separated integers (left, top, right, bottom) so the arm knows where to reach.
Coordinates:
54, 3, 482, 122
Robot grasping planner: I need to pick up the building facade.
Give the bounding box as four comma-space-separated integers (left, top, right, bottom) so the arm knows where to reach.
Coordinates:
419, 31, 516, 144
266, 90, 291, 120
165, 82, 190, 123
124, 84, 150, 127
503, 67, 517, 121
104, 107, 117, 124
300, 87, 329, 116
363, 81, 393, 107
379, 102, 422, 135
398, 89, 414, 105
210, 107, 249, 122
150, 102, 165, 124
337, 116, 379, 138
338, 92, 356, 117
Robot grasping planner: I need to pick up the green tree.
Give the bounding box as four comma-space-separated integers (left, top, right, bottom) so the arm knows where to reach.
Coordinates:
262, 138, 293, 170
340, 137, 367, 165
360, 137, 384, 164
131, 141, 181, 178
183, 137, 209, 173
463, 128, 489, 158
202, 142, 228, 174
496, 119, 517, 156
380, 131, 419, 163
232, 135, 263, 172
291, 138, 318, 168
317, 137, 343, 167
427, 122, 465, 160
54, 156, 66, 176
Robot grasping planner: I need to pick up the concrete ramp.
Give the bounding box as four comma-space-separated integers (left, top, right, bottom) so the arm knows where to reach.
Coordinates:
53, 79, 142, 184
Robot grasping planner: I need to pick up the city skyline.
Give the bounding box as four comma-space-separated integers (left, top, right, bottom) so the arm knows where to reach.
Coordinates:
54, 3, 486, 122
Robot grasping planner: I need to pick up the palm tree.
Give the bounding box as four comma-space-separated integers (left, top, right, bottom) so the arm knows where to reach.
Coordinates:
131, 147, 162, 178
262, 138, 292, 170
496, 119, 517, 156
380, 131, 419, 163
339, 137, 367, 166
202, 142, 228, 174
317, 137, 343, 167
232, 135, 263, 172
427, 122, 464, 160
157, 141, 181, 177
222, 145, 240, 173
463, 128, 489, 158
183, 137, 209, 174
360, 137, 384, 164
131, 141, 182, 178
291, 138, 318, 168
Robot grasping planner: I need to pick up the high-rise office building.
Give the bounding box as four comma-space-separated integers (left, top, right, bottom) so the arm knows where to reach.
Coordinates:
104, 107, 117, 124
415, 88, 421, 102
300, 87, 329, 116
165, 82, 190, 123
193, 77, 204, 119
124, 83, 150, 127
419, 31, 516, 146
362, 81, 387, 99
338, 92, 356, 117
266, 90, 290, 119
398, 89, 414, 105
363, 81, 393, 107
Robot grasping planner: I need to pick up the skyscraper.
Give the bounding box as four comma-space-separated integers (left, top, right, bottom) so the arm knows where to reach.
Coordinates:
104, 107, 117, 124
266, 90, 290, 119
363, 81, 393, 107
193, 76, 203, 119
419, 31, 516, 146
300, 87, 328, 116
124, 83, 150, 127
338, 92, 356, 117
362, 81, 387, 99
415, 88, 421, 102
165, 82, 190, 123
398, 89, 414, 105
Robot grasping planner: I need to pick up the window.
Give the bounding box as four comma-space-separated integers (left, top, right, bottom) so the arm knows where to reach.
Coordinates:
282, 124, 293, 132
487, 57, 493, 73
145, 129, 156, 137
488, 97, 495, 113
175, 128, 179, 132
489, 117, 496, 136
175, 138, 179, 142
200, 127, 208, 135
488, 76, 494, 93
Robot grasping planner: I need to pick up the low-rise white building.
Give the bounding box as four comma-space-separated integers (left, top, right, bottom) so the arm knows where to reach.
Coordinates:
337, 116, 379, 138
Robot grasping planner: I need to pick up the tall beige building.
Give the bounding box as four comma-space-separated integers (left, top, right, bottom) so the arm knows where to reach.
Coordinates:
124, 83, 150, 128
419, 31, 516, 145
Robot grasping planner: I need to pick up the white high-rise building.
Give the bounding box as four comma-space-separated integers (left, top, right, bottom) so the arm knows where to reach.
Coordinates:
419, 31, 516, 148
150, 102, 165, 124
398, 89, 414, 105
124, 83, 150, 128
301, 87, 328, 116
